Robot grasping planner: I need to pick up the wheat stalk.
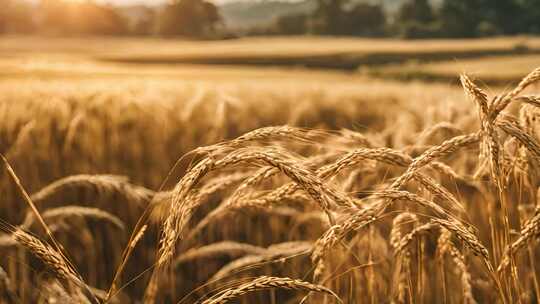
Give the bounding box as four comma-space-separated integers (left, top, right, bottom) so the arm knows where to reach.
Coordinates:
438, 228, 477, 304
209, 242, 312, 282
498, 212, 540, 272
390, 132, 481, 190
21, 206, 125, 231
159, 148, 350, 267
30, 174, 154, 207
175, 241, 267, 267
200, 276, 341, 304
491, 67, 540, 119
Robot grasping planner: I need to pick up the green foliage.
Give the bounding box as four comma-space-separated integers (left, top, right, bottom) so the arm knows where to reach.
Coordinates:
400, 21, 441, 39
438, 0, 484, 37
157, 0, 221, 38
1, 0, 540, 39
342, 4, 386, 36
275, 14, 308, 35
482, 0, 522, 34
437, 0, 540, 37
395, 0, 437, 38
310, 0, 344, 35
397, 0, 435, 25
517, 0, 540, 33
248, 0, 540, 38
309, 0, 386, 36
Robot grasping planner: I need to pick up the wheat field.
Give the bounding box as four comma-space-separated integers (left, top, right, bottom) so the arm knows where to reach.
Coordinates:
368, 54, 540, 85
1, 36, 540, 304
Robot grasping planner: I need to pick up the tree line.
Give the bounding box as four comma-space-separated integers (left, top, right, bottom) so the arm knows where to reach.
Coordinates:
1, 0, 539, 38
0, 0, 222, 37
273, 0, 540, 38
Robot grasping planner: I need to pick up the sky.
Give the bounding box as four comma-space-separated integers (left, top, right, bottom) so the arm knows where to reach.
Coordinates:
102, 0, 294, 5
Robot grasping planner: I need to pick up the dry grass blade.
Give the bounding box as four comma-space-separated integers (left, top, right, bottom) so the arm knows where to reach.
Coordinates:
496, 117, 540, 162
322, 147, 464, 212
438, 228, 477, 304
0, 266, 19, 304
106, 224, 148, 301
160, 148, 349, 267
1, 154, 98, 303
30, 174, 154, 207
515, 96, 540, 108
0, 223, 97, 302
203, 155, 336, 228
338, 128, 376, 147
395, 221, 438, 256
430, 218, 491, 270
311, 205, 378, 281
498, 212, 540, 272
414, 172, 465, 212
390, 212, 417, 303
460, 73, 504, 187
22, 206, 126, 231
432, 218, 506, 302
158, 157, 215, 267
417, 122, 463, 145
229, 167, 279, 200
1, 154, 60, 250
372, 190, 454, 220
390, 213, 418, 253
166, 172, 251, 234
226, 147, 462, 219
492, 67, 540, 118
390, 132, 481, 189
209, 242, 312, 282
175, 241, 267, 267
200, 276, 342, 304
460, 74, 489, 120
195, 126, 329, 154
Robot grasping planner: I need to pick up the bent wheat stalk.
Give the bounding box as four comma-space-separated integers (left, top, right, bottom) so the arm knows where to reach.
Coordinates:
498, 212, 540, 272
200, 276, 342, 304
159, 148, 350, 267
0, 223, 98, 303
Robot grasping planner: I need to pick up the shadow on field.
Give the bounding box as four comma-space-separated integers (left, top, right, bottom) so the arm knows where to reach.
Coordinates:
100, 47, 540, 71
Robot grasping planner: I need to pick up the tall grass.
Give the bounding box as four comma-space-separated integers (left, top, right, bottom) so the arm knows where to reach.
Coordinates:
0, 68, 539, 303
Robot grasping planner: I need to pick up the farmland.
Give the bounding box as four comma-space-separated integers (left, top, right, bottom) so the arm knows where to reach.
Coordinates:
0, 35, 539, 303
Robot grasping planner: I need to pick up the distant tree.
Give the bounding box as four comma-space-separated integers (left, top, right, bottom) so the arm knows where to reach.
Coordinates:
157, 0, 222, 38
275, 13, 308, 35
397, 0, 434, 25
309, 0, 386, 36
438, 0, 484, 37
520, 0, 540, 33
310, 0, 345, 35
394, 0, 437, 38
481, 0, 522, 35
343, 3, 386, 36
437, 0, 535, 37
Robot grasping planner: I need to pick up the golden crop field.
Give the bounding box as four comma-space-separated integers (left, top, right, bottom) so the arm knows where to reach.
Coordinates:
369, 54, 540, 85
0, 35, 539, 304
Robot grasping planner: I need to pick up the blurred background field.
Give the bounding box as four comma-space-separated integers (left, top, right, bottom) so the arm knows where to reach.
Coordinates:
1, 35, 538, 85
